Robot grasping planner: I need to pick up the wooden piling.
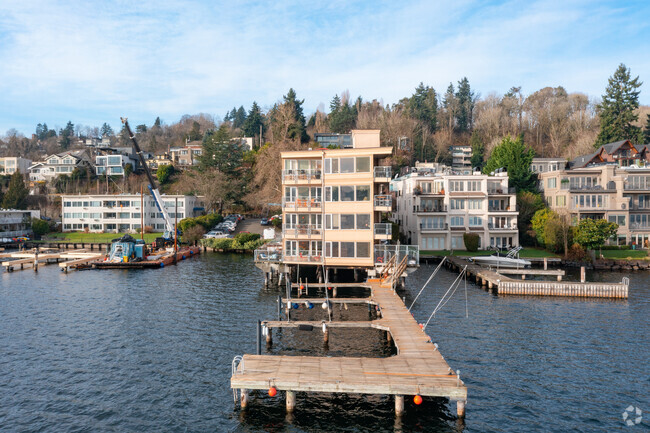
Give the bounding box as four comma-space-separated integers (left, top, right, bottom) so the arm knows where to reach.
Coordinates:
395, 395, 405, 417
266, 328, 272, 346
457, 400, 466, 418
240, 389, 249, 409
286, 391, 296, 412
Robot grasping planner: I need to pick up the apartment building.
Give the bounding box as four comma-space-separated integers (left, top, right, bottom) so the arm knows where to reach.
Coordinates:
450, 145, 472, 173
95, 153, 138, 176
0, 157, 31, 175
61, 194, 203, 233
281, 130, 394, 268
0, 209, 40, 238
391, 165, 519, 251
170, 144, 203, 167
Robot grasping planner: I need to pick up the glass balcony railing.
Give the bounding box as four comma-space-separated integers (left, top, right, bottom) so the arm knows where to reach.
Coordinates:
374, 166, 392, 179
420, 223, 448, 230
283, 224, 323, 237
374, 195, 392, 208
374, 223, 392, 236
282, 169, 322, 182
374, 245, 419, 266
282, 197, 322, 210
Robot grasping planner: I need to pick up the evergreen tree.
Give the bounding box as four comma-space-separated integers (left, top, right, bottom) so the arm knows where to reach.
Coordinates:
442, 83, 458, 131
407, 83, 438, 132
135, 124, 148, 134
643, 113, 650, 144
456, 77, 475, 132
100, 122, 114, 137
2, 171, 29, 209
328, 94, 357, 134
283, 88, 309, 143
201, 124, 243, 176
595, 64, 643, 147
187, 121, 202, 141
154, 117, 162, 128
242, 101, 264, 141
483, 135, 537, 192
469, 131, 485, 170
233, 106, 247, 129
58, 121, 74, 149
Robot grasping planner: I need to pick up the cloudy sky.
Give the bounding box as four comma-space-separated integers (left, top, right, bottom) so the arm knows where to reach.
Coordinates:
0, 0, 648, 136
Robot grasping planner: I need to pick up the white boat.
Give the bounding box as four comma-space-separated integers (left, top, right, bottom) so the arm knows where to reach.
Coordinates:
470, 246, 531, 268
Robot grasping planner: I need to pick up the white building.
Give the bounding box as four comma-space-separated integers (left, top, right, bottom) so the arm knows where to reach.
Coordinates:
95, 153, 138, 176
0, 157, 31, 175
0, 209, 40, 238
29, 151, 93, 182
450, 145, 472, 173
391, 166, 519, 250
61, 194, 204, 233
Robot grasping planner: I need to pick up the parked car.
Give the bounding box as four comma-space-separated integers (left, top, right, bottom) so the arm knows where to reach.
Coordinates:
203, 230, 229, 239
260, 218, 269, 225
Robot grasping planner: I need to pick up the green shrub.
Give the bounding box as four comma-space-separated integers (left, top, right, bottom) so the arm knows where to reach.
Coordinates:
179, 213, 222, 232
31, 218, 50, 237
234, 232, 260, 243
463, 233, 480, 252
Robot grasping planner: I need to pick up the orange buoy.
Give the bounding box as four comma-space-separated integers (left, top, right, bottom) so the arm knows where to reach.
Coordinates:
300, 285, 305, 290
268, 387, 277, 397
419, 323, 424, 329
327, 286, 332, 291
414, 395, 423, 405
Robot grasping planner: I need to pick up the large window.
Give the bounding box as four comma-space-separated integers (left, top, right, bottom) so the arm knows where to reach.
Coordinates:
340, 186, 355, 201
340, 242, 355, 257
450, 216, 464, 226
340, 158, 355, 173
356, 214, 370, 229
356, 185, 370, 201
451, 199, 465, 210
341, 214, 355, 229
355, 157, 370, 173
469, 216, 483, 226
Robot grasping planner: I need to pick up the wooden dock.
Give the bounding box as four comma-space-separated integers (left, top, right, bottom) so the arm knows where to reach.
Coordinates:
231, 278, 468, 417
445, 256, 629, 298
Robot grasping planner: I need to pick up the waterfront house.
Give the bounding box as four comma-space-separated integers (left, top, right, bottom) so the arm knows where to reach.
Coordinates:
0, 209, 40, 238
0, 157, 31, 176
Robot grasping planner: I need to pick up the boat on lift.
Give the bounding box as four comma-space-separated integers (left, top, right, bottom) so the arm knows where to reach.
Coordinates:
469, 246, 531, 269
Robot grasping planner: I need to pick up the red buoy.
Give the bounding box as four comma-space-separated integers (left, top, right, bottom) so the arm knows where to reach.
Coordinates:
419, 323, 424, 329
300, 285, 305, 290
327, 286, 332, 291
268, 387, 277, 397
413, 395, 423, 405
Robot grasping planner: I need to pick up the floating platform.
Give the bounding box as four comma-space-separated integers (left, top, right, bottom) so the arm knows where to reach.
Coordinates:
231, 278, 468, 417
76, 246, 201, 270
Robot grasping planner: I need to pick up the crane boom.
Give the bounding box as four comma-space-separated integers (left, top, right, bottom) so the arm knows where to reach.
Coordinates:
121, 117, 176, 237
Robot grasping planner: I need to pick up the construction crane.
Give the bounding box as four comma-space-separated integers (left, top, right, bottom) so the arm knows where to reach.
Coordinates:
121, 117, 176, 241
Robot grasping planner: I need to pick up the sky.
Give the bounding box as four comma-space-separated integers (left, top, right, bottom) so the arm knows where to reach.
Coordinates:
0, 0, 649, 137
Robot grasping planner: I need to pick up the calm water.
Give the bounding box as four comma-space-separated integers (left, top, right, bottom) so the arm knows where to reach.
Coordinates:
1, 254, 648, 432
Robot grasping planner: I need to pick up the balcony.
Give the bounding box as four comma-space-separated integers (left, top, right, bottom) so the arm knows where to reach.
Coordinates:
374, 195, 392, 211
374, 166, 392, 180
283, 252, 323, 263
488, 223, 518, 230
282, 197, 322, 211
254, 245, 283, 263
374, 223, 392, 239
282, 169, 322, 183
420, 223, 448, 231
630, 223, 650, 231
416, 205, 447, 213
488, 205, 516, 212
569, 185, 616, 192
487, 187, 516, 195
283, 224, 323, 238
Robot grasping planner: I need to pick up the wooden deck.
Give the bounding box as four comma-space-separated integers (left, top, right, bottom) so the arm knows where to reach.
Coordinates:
231, 279, 467, 417
446, 256, 629, 298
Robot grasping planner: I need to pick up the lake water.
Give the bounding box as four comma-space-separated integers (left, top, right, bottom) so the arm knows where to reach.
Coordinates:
1, 253, 648, 432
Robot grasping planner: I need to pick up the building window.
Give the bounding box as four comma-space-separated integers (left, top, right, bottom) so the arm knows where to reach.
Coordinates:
340, 186, 355, 201
356, 214, 370, 229
450, 216, 464, 226
469, 216, 483, 226
356, 242, 370, 258
451, 199, 465, 210
340, 242, 355, 257
355, 157, 370, 173
451, 236, 463, 249
356, 185, 370, 201
547, 178, 557, 189
340, 158, 355, 173
341, 214, 355, 229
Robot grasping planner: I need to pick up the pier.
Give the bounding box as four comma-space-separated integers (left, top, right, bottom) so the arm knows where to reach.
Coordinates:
231, 278, 468, 418
445, 256, 629, 298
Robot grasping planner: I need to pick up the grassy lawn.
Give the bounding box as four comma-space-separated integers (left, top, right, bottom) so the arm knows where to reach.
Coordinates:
600, 249, 649, 260
421, 248, 559, 258
41, 232, 164, 243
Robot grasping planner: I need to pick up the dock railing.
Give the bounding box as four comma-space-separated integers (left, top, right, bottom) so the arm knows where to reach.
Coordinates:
253, 246, 283, 263
374, 244, 419, 267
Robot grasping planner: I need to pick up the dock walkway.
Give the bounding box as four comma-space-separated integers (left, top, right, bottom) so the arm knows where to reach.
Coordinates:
446, 256, 629, 298
231, 279, 467, 417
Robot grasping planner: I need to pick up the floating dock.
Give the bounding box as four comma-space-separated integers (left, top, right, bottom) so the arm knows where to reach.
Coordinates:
445, 256, 629, 298
230, 278, 468, 417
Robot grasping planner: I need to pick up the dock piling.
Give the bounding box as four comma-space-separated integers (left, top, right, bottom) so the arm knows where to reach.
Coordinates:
240, 389, 249, 409
266, 327, 273, 346
580, 266, 586, 283
395, 395, 404, 417
286, 391, 296, 412
457, 400, 466, 418
256, 320, 262, 355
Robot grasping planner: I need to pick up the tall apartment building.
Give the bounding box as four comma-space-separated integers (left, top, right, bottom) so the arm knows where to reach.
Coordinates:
391, 165, 519, 250
0, 157, 31, 175
61, 194, 203, 233
281, 130, 394, 269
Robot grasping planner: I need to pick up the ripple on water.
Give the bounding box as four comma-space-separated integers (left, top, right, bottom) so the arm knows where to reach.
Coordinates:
0, 254, 648, 432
